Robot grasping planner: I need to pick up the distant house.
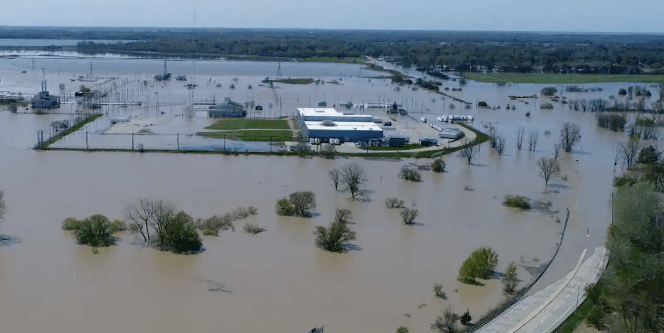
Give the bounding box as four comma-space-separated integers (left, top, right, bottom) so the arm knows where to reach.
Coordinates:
208, 98, 247, 118
31, 81, 60, 109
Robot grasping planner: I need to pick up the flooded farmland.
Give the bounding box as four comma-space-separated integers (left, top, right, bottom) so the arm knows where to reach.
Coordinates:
0, 54, 645, 332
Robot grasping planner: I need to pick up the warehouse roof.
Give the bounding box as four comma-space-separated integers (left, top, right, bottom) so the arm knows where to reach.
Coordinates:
298, 108, 343, 117
304, 121, 383, 131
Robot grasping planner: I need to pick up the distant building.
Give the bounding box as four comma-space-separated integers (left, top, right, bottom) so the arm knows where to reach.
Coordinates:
31, 81, 60, 109
208, 98, 247, 118
297, 108, 373, 127
303, 120, 383, 142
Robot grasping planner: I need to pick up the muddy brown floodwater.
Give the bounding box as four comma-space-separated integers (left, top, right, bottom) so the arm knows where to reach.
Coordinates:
0, 55, 646, 332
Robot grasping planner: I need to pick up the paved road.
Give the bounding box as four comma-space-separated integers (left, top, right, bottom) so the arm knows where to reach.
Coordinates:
477, 246, 609, 333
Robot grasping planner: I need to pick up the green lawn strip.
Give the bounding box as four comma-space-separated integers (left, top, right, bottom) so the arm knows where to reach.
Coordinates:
198, 130, 294, 142
463, 72, 664, 84
42, 114, 103, 148
205, 119, 290, 130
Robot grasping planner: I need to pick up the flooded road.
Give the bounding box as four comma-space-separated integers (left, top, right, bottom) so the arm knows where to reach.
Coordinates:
0, 56, 642, 332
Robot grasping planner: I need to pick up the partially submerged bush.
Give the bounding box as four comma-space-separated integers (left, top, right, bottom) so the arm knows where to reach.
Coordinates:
385, 198, 405, 209
540, 103, 554, 110
276, 191, 316, 217
197, 214, 235, 237
314, 208, 356, 252
110, 219, 127, 233
62, 217, 83, 230
458, 247, 499, 285
431, 158, 446, 173
72, 214, 116, 247
504, 195, 530, 209
400, 207, 419, 225
399, 166, 422, 182
597, 113, 626, 131
433, 283, 447, 299
154, 211, 202, 254
244, 223, 266, 234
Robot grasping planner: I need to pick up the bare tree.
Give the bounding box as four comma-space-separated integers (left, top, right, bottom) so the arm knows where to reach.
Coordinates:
458, 139, 477, 165
537, 158, 561, 186
618, 138, 640, 170
528, 131, 539, 151
560, 123, 581, 152
334, 208, 353, 224
400, 207, 419, 225
488, 125, 497, 148
553, 143, 561, 160
496, 135, 506, 155
431, 307, 460, 333
125, 199, 175, 244
341, 163, 367, 199
328, 169, 341, 191
516, 126, 525, 150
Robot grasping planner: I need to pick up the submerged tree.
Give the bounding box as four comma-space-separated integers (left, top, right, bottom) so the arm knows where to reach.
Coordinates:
495, 135, 506, 155
460, 309, 472, 327
502, 262, 519, 294
516, 126, 525, 150
72, 214, 116, 247
276, 191, 316, 217
314, 208, 356, 253
433, 283, 447, 299
618, 138, 640, 170
431, 158, 446, 173
400, 207, 419, 225
458, 247, 498, 284
537, 157, 561, 186
341, 163, 367, 199
560, 123, 581, 152
431, 307, 459, 333
328, 169, 341, 190
458, 139, 477, 165
0, 190, 4, 221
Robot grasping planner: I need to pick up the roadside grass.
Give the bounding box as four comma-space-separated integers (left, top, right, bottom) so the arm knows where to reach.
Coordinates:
463, 72, 664, 84
363, 144, 421, 151
198, 130, 293, 142
205, 119, 290, 130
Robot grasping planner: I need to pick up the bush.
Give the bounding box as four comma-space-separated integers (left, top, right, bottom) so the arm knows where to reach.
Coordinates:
400, 207, 419, 225
72, 214, 116, 247
154, 211, 202, 254
62, 217, 83, 230
540, 103, 554, 109
638, 145, 661, 164
244, 223, 266, 234
613, 175, 637, 187
431, 158, 446, 173
197, 214, 235, 237
399, 166, 422, 182
396, 327, 409, 333
110, 219, 127, 233
276, 191, 316, 217
477, 101, 489, 107
458, 247, 498, 284
504, 195, 530, 209
433, 283, 447, 299
314, 220, 356, 253
597, 114, 626, 131
541, 87, 557, 96
385, 198, 405, 209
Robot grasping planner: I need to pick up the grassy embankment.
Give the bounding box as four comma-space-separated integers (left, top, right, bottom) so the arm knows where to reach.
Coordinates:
198, 118, 294, 142
41, 114, 103, 148
364, 64, 410, 80
463, 72, 664, 84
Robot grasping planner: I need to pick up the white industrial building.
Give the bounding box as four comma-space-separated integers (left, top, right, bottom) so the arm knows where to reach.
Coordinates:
297, 108, 383, 142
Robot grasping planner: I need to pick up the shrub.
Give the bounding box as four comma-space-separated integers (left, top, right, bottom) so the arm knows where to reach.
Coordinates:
385, 198, 405, 209
62, 217, 83, 230
399, 166, 422, 182
541, 87, 557, 96
400, 207, 419, 225
433, 283, 447, 299
477, 101, 489, 107
197, 214, 235, 237
613, 175, 637, 187
540, 103, 554, 109
396, 327, 410, 333
110, 219, 127, 233
597, 114, 626, 131
431, 158, 446, 173
276, 191, 316, 217
638, 145, 661, 164
244, 223, 266, 234
72, 214, 116, 247
154, 211, 202, 253
458, 247, 498, 284
314, 220, 356, 253
504, 195, 530, 209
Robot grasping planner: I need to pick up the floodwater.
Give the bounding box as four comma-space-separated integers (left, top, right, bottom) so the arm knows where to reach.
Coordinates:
0, 54, 643, 333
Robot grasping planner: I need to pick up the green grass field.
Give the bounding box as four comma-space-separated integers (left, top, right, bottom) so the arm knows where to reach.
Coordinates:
264, 78, 314, 85
198, 130, 294, 142
205, 119, 290, 130
463, 72, 664, 84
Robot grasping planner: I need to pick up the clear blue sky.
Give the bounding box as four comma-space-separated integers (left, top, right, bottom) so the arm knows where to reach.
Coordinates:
4, 0, 663, 33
